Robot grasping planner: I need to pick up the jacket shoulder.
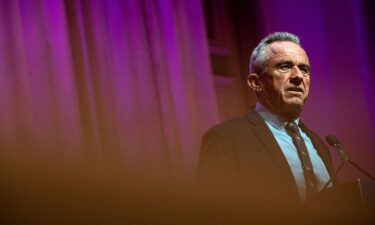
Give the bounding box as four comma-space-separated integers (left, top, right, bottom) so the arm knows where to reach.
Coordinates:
205, 113, 254, 136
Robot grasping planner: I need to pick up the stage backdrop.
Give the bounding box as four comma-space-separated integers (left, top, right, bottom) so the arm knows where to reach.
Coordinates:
1, 1, 375, 223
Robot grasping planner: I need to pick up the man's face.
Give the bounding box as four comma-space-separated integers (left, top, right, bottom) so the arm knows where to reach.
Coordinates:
257, 41, 310, 119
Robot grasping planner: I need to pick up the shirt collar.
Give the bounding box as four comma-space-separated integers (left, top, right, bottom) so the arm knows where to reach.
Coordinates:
255, 103, 300, 130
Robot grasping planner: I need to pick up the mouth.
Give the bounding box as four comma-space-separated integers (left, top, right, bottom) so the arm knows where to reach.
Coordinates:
286, 87, 304, 94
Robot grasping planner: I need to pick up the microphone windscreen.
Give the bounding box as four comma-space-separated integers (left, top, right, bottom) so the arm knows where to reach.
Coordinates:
325, 135, 339, 146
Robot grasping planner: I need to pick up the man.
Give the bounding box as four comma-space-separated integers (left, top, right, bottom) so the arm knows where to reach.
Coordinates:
197, 32, 335, 205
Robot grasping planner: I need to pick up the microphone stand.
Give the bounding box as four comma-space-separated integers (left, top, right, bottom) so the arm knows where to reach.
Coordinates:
321, 159, 345, 190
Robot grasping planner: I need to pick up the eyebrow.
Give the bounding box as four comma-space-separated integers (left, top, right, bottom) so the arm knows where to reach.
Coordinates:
275, 60, 310, 68
275, 60, 293, 66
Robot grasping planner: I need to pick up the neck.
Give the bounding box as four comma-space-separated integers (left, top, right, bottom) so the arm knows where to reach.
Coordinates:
256, 102, 301, 121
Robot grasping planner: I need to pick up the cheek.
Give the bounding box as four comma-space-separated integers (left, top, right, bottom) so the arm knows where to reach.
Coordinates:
269, 80, 284, 94
279, 79, 289, 92
304, 78, 311, 89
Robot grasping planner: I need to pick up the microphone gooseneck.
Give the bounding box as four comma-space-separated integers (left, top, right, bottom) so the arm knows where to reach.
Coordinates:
322, 135, 375, 191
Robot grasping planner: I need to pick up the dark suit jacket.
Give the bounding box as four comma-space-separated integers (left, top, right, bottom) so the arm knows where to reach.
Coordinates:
197, 109, 335, 205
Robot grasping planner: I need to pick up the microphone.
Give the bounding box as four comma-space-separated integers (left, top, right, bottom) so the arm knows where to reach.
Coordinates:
321, 135, 347, 190
322, 135, 375, 190
325, 135, 349, 161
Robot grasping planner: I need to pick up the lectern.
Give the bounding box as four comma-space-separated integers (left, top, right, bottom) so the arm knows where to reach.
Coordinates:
305, 179, 375, 224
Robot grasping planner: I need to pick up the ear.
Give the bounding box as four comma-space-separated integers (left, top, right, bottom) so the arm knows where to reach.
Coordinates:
247, 73, 262, 92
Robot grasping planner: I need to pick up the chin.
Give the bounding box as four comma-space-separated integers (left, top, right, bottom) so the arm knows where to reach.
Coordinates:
286, 97, 306, 107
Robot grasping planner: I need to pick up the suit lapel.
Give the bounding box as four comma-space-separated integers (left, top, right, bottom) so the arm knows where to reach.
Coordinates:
246, 109, 299, 195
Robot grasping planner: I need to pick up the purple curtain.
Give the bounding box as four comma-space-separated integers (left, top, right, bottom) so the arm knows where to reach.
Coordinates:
0, 0, 220, 177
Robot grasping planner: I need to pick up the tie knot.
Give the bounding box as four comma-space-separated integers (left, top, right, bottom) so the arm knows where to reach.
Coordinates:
285, 121, 299, 134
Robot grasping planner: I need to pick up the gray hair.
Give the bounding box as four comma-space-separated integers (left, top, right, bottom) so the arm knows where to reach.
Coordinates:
249, 32, 301, 74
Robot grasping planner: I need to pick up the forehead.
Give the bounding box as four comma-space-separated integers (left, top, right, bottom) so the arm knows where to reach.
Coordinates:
265, 41, 309, 64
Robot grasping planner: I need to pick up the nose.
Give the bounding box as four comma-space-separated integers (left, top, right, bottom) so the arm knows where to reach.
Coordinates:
290, 66, 304, 78
290, 66, 303, 85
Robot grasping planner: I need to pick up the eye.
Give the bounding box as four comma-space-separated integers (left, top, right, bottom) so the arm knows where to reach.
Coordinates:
277, 64, 291, 73
299, 66, 310, 75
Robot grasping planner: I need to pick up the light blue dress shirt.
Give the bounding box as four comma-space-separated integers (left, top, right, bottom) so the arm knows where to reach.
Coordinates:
255, 103, 331, 201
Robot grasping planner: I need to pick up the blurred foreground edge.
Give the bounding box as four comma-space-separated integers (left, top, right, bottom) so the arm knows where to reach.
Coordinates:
304, 179, 375, 225
1, 155, 375, 225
